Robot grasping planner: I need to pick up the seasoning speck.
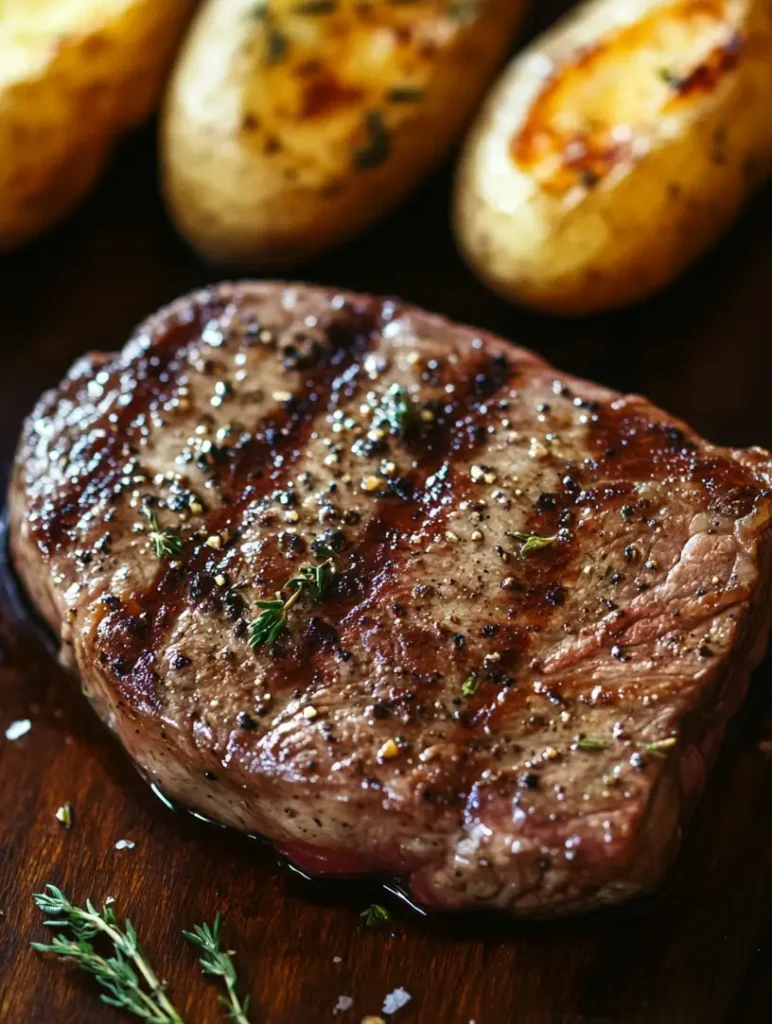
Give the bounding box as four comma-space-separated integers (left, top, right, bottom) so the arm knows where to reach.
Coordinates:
334, 996, 354, 1014
115, 839, 136, 851
529, 438, 549, 459
5, 719, 31, 741
377, 738, 399, 761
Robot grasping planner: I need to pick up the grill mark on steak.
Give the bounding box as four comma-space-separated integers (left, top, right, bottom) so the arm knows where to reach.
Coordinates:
11, 282, 772, 917
256, 344, 519, 699
588, 402, 763, 509
89, 299, 383, 703
29, 313, 214, 556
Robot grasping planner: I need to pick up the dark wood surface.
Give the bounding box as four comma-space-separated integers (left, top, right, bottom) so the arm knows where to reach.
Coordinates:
3, 5, 772, 1020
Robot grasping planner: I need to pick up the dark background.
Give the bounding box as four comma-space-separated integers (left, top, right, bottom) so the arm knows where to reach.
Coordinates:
1, 2, 772, 1020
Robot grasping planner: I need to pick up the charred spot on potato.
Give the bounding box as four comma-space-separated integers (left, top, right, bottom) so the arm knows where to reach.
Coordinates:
301, 73, 365, 120
386, 86, 425, 103
241, 112, 260, 133
512, 3, 747, 193
353, 111, 392, 171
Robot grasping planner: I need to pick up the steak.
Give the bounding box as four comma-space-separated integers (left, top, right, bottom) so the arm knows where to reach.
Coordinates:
9, 282, 772, 916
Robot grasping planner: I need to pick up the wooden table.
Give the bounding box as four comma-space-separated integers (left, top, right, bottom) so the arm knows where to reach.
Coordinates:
2, 5, 772, 1020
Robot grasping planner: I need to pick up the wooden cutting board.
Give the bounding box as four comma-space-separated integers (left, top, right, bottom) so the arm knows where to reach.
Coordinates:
2, 6, 772, 1021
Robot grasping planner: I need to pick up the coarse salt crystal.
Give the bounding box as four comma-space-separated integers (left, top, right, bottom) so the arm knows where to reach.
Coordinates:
382, 988, 412, 1015
5, 719, 31, 741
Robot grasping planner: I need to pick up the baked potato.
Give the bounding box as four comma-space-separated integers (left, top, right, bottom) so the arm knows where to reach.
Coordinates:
454, 0, 772, 316
0, 0, 195, 253
161, 0, 527, 267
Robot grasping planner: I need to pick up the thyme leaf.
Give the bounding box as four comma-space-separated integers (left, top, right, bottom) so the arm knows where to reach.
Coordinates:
353, 110, 391, 171
658, 67, 684, 88
375, 383, 416, 436
511, 531, 558, 556
461, 674, 479, 698
266, 28, 289, 64
448, 0, 480, 22
294, 0, 337, 11
386, 86, 425, 103
183, 913, 251, 1024
638, 737, 677, 757
285, 560, 330, 600
55, 802, 73, 828
360, 904, 392, 929
575, 737, 609, 753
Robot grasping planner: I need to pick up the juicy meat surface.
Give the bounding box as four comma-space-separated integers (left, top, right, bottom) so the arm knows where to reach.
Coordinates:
9, 282, 772, 915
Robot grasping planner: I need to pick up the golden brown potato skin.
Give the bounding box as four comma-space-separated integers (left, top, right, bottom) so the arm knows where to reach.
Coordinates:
454, 0, 772, 316
0, 0, 194, 253
161, 0, 526, 267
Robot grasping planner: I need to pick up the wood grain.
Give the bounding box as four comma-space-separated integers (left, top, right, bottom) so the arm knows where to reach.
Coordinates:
2, 4, 772, 1020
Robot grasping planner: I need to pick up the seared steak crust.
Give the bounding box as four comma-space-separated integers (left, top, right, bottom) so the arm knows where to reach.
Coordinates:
9, 282, 772, 915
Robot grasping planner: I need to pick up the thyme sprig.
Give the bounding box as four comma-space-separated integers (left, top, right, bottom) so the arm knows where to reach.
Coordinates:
248, 560, 331, 648
183, 914, 251, 1024
142, 508, 184, 561
638, 737, 678, 757
31, 886, 183, 1023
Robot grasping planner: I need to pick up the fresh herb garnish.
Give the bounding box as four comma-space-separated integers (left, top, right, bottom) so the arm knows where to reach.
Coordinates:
31, 887, 253, 1023
248, 561, 331, 648
638, 737, 677, 757
183, 914, 251, 1024
31, 886, 184, 1022
386, 86, 425, 103
248, 0, 269, 17
142, 508, 184, 561
353, 110, 391, 171
295, 0, 337, 11
658, 67, 683, 88
285, 562, 329, 600
55, 802, 72, 828
511, 531, 558, 556
461, 674, 479, 698
448, 0, 479, 21
360, 904, 392, 929
266, 28, 289, 63
376, 382, 416, 436
576, 737, 609, 753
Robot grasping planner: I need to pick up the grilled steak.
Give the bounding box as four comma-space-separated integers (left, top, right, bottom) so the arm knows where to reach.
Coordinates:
9, 282, 772, 916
